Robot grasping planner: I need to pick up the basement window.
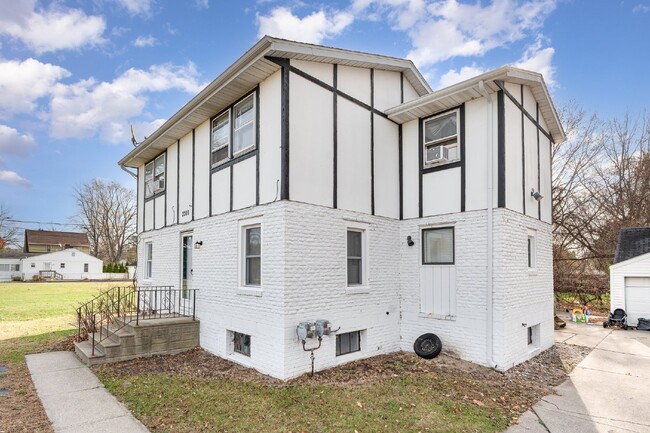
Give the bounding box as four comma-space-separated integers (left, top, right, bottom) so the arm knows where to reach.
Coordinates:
528, 324, 540, 349
232, 331, 251, 357
336, 331, 361, 356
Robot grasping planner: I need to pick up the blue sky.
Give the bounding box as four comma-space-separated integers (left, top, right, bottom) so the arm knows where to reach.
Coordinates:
0, 0, 649, 230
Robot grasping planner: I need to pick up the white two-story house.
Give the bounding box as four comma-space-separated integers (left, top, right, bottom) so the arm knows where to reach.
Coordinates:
118, 36, 565, 380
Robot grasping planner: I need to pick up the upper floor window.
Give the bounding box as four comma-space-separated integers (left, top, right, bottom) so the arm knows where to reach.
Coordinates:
145, 153, 165, 198
423, 110, 459, 167
211, 111, 230, 165
211, 92, 256, 167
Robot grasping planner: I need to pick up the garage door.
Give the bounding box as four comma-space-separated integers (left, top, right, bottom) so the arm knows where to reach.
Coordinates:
625, 277, 650, 326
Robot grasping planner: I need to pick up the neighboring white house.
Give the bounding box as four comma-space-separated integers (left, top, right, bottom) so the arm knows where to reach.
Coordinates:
0, 251, 34, 281
21, 248, 103, 280
610, 227, 650, 326
118, 36, 565, 379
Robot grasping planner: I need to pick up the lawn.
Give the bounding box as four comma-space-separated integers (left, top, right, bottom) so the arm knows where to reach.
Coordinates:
0, 281, 123, 340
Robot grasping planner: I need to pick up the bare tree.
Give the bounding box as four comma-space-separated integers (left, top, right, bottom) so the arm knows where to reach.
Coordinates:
0, 204, 20, 250
74, 179, 137, 263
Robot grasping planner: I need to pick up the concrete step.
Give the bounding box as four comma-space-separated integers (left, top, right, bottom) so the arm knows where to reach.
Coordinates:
74, 340, 106, 366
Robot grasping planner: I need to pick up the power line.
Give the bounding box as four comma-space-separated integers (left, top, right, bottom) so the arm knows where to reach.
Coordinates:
8, 219, 84, 227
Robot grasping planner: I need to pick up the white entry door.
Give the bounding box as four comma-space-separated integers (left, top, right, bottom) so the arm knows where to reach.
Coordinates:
180, 234, 193, 314
625, 277, 650, 326
44, 262, 51, 270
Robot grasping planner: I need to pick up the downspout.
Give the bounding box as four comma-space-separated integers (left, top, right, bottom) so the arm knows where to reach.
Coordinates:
120, 165, 137, 179
478, 80, 496, 368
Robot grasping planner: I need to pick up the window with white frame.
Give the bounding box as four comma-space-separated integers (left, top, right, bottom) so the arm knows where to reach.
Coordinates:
30, 262, 35, 268
12, 264, 19, 271
422, 227, 454, 265
0, 264, 19, 272
233, 94, 255, 155
527, 232, 536, 269
144, 153, 165, 198
347, 229, 365, 286
60, 263, 65, 269
84, 263, 89, 273
243, 225, 261, 286
145, 241, 153, 279
211, 110, 230, 165
423, 110, 460, 166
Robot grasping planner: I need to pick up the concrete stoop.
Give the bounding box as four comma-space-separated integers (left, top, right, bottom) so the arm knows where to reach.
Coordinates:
75, 316, 200, 366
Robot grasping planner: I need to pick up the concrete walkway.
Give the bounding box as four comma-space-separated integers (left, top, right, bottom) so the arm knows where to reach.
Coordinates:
507, 319, 650, 433
26, 352, 149, 433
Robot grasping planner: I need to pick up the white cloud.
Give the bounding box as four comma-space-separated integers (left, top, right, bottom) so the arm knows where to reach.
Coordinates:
49, 63, 205, 143
0, 125, 36, 158
514, 36, 555, 85
633, 4, 650, 13
257, 7, 354, 44
437, 64, 486, 88
115, 0, 153, 16
0, 170, 30, 187
133, 35, 157, 47
195, 0, 209, 9
0, 0, 106, 53
0, 58, 70, 115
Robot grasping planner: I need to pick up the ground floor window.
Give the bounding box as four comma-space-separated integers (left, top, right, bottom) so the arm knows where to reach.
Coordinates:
84, 263, 89, 272
336, 331, 361, 356
232, 331, 251, 357
60, 263, 65, 269
145, 241, 153, 279
422, 227, 454, 265
527, 230, 537, 270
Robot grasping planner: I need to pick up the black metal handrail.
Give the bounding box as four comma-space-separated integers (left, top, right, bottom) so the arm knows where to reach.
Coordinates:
77, 285, 197, 356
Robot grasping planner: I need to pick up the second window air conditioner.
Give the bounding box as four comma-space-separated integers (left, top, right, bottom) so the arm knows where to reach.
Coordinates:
428, 145, 449, 163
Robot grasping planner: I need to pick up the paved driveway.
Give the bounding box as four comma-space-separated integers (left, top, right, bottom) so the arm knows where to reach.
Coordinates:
507, 317, 650, 433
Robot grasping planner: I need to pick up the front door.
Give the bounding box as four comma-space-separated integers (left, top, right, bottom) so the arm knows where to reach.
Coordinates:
181, 234, 193, 313
44, 262, 51, 270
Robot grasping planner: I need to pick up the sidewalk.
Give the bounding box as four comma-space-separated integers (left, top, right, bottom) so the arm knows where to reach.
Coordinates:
506, 319, 650, 433
26, 352, 149, 433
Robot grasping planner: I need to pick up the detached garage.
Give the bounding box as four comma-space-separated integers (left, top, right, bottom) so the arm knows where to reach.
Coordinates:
610, 227, 650, 327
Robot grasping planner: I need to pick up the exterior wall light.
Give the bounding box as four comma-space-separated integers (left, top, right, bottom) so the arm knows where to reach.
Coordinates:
194, 241, 203, 249
531, 189, 543, 202
407, 236, 414, 247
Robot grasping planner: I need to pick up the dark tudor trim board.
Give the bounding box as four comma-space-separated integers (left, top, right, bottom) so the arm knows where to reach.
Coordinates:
177, 139, 180, 224
333, 64, 338, 209
192, 129, 195, 221
494, 80, 553, 142
255, 84, 261, 206
497, 89, 506, 208
370, 68, 375, 215
536, 102, 541, 220
521, 86, 526, 216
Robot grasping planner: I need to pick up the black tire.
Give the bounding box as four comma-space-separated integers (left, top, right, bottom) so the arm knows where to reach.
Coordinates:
603, 322, 608, 328
413, 333, 442, 359
623, 324, 628, 330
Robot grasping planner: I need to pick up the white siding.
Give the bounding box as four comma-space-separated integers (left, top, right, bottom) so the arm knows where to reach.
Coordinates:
464, 98, 489, 211
178, 133, 193, 223
0, 258, 23, 281
232, 157, 256, 211
144, 200, 154, 231
373, 115, 399, 219
422, 169, 461, 216
337, 98, 371, 214
610, 253, 650, 326
337, 65, 371, 106
154, 195, 165, 229
166, 142, 178, 226
402, 120, 419, 219
539, 134, 552, 223
137, 165, 145, 232
21, 249, 103, 280
259, 71, 282, 205
194, 120, 210, 220
211, 169, 230, 215
373, 70, 401, 111
291, 59, 333, 85
420, 265, 456, 318
504, 83, 523, 214
402, 76, 419, 103
289, 73, 333, 207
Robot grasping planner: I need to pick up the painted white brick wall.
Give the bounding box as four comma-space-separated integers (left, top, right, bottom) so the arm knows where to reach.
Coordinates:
137, 202, 553, 379
399, 210, 489, 366
492, 208, 554, 370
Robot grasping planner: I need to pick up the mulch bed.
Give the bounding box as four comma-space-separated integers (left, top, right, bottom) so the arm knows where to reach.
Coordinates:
0, 364, 53, 433
96, 342, 592, 424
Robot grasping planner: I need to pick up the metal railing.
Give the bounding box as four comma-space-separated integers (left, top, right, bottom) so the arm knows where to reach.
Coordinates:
77, 285, 197, 356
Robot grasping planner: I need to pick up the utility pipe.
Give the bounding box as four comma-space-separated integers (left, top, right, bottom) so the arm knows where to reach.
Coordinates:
478, 80, 496, 368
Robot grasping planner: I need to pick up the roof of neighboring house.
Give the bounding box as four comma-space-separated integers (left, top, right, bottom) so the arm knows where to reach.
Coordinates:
0, 251, 37, 260
24, 230, 89, 247
119, 35, 432, 168
614, 227, 650, 264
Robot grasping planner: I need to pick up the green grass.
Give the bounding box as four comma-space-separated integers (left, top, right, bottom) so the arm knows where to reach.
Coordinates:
0, 329, 76, 365
99, 372, 508, 433
0, 281, 119, 340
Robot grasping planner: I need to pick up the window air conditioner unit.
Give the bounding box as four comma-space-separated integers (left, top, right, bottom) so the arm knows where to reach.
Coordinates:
156, 179, 165, 190
428, 145, 449, 163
